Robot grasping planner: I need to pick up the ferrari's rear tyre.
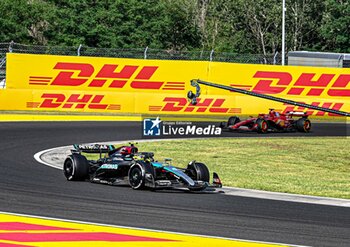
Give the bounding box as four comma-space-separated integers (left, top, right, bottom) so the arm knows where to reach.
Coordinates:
228, 116, 240, 126
187, 162, 210, 182
296, 118, 311, 132
256, 119, 268, 133
128, 163, 145, 190
63, 154, 89, 181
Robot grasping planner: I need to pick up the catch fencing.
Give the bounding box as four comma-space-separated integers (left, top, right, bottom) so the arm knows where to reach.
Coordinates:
0, 42, 281, 64
0, 42, 281, 89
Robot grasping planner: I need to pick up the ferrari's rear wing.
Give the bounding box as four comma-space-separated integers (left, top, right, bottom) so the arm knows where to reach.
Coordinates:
72, 144, 115, 154
286, 111, 308, 117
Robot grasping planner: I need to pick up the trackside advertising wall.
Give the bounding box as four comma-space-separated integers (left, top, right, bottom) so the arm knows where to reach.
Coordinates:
2, 53, 350, 117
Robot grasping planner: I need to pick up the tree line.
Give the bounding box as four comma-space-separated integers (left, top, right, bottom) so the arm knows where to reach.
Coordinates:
0, 0, 349, 54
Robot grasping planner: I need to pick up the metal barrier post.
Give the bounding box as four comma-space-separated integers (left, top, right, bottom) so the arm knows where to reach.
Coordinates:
273, 51, 279, 65
8, 41, 14, 53
77, 44, 82, 56
210, 49, 214, 61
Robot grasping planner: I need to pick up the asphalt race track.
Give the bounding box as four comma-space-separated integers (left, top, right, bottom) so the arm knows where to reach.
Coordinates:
0, 121, 349, 247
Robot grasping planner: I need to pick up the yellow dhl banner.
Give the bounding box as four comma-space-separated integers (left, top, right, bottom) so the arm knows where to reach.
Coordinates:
6, 53, 207, 93
2, 53, 350, 116
0, 89, 347, 117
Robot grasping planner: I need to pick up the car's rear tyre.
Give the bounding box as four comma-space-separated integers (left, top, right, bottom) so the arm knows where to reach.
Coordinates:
296, 118, 311, 132
187, 162, 210, 182
63, 154, 89, 181
256, 119, 268, 133
228, 116, 240, 126
128, 163, 145, 190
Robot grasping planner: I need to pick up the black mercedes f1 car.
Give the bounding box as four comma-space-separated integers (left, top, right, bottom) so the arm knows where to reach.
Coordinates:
63, 143, 222, 191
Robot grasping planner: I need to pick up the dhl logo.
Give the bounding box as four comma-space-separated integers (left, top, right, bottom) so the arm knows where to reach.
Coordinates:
27, 93, 120, 111
232, 71, 350, 97
149, 97, 241, 114
29, 62, 185, 90
282, 102, 345, 116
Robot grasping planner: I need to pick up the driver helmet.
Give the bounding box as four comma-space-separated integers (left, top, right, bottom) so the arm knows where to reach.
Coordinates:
269, 109, 279, 117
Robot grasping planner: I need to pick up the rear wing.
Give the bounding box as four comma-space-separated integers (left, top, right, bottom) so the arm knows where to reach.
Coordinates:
286, 111, 308, 117
72, 144, 115, 154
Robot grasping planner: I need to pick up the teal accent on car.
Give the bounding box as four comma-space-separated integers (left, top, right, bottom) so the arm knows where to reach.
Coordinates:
164, 166, 195, 186
151, 162, 195, 186
151, 162, 163, 168
99, 164, 119, 169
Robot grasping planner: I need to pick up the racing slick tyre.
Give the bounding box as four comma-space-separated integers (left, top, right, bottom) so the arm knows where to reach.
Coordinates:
256, 119, 268, 133
128, 163, 146, 190
228, 116, 240, 126
63, 154, 89, 181
296, 118, 311, 132
187, 162, 210, 182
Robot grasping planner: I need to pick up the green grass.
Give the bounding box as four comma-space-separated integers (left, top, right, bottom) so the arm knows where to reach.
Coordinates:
119, 138, 350, 199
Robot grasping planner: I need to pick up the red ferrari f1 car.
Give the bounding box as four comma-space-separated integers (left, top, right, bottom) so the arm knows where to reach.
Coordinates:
220, 109, 311, 133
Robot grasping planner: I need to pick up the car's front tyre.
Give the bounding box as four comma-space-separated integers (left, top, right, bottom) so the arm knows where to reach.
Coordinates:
228, 116, 240, 126
187, 162, 210, 182
128, 163, 146, 190
63, 154, 89, 181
